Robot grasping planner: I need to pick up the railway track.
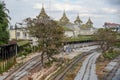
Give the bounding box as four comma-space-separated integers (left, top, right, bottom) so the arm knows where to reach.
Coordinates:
81, 53, 96, 80
3, 53, 46, 80
51, 49, 99, 80
103, 64, 120, 80
103, 56, 120, 80
2, 43, 99, 80
74, 51, 101, 80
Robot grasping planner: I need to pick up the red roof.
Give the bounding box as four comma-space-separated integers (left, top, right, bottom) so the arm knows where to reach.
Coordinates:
104, 22, 120, 28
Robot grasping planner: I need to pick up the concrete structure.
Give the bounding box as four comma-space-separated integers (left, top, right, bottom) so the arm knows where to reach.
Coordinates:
64, 30, 74, 37
9, 28, 29, 40
79, 28, 95, 35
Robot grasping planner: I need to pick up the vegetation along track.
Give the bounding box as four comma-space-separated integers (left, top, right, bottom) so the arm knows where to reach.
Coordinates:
4, 54, 47, 80
50, 49, 99, 80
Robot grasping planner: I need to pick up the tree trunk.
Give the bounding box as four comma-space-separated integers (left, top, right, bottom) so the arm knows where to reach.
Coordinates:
41, 52, 44, 66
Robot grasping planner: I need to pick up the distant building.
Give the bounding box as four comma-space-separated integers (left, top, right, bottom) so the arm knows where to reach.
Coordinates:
74, 15, 83, 25
65, 30, 74, 37
9, 5, 97, 42
58, 11, 97, 36
59, 10, 70, 25
103, 22, 120, 32
78, 17, 96, 35
86, 17, 93, 28
10, 27, 35, 40
37, 5, 50, 19
9, 5, 49, 40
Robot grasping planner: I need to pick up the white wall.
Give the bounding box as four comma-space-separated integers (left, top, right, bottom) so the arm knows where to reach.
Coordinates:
65, 31, 74, 37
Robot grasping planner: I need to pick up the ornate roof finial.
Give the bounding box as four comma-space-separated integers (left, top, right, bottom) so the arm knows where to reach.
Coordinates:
86, 17, 93, 25
74, 14, 82, 24
37, 4, 49, 19
60, 10, 69, 23
63, 10, 66, 16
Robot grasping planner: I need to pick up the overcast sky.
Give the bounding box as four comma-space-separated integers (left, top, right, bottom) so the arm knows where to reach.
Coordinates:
3, 0, 120, 28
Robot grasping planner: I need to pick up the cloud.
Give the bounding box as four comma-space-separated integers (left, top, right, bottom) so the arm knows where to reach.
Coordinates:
12, 0, 29, 2
79, 13, 104, 18
33, 2, 89, 13
53, 3, 83, 11
102, 8, 118, 13
4, 0, 120, 28
33, 3, 42, 9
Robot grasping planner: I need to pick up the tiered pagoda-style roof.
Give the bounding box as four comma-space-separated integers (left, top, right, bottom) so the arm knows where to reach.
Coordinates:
37, 5, 49, 19
74, 15, 82, 24
59, 11, 69, 23
80, 17, 94, 29
86, 17, 93, 25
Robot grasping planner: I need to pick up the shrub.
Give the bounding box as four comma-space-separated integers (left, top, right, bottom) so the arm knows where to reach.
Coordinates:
103, 50, 120, 60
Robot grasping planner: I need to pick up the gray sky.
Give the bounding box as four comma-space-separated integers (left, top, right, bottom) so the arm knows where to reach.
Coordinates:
4, 0, 120, 28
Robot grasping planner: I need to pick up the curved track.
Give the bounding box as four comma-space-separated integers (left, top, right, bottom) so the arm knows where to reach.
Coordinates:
104, 55, 120, 80
50, 48, 99, 80
74, 52, 100, 80
3, 54, 45, 80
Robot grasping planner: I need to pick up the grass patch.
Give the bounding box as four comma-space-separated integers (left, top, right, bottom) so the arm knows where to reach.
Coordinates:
103, 50, 120, 60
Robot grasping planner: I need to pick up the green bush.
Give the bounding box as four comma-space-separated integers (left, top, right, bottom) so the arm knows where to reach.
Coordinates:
0, 41, 4, 45
17, 42, 32, 57
25, 47, 32, 53
103, 50, 120, 60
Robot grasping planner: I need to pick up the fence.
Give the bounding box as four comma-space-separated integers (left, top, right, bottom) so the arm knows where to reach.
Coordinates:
0, 43, 17, 74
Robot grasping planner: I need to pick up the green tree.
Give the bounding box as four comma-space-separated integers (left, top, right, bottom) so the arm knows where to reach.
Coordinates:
94, 28, 117, 53
25, 17, 64, 66
0, 1, 10, 45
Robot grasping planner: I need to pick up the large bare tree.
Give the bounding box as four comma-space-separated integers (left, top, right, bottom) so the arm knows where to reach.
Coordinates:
25, 17, 64, 66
